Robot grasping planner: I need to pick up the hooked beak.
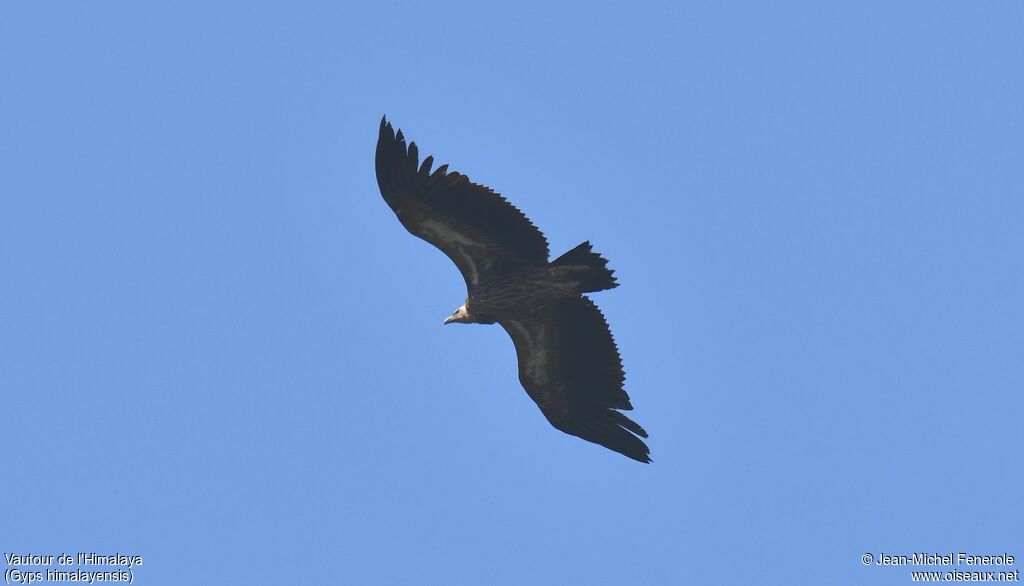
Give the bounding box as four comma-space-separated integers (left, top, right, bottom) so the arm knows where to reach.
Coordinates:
444, 304, 468, 325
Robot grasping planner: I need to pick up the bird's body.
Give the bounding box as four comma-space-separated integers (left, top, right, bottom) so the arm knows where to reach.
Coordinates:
375, 117, 651, 463
457, 250, 613, 324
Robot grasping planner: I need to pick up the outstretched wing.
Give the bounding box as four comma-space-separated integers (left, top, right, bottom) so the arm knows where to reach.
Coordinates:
375, 117, 549, 286
500, 297, 651, 463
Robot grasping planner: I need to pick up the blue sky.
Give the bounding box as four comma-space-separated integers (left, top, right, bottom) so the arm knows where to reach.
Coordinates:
3, 2, 1021, 584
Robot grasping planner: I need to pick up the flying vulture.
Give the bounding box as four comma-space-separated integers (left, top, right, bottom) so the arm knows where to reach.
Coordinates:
375, 117, 651, 463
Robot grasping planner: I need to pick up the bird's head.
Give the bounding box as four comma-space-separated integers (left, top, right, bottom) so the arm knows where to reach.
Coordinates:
443, 302, 471, 325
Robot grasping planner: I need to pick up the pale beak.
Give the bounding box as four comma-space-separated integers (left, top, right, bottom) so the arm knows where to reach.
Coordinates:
444, 304, 468, 325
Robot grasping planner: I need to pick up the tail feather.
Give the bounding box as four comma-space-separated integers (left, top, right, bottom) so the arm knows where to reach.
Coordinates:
550, 241, 618, 293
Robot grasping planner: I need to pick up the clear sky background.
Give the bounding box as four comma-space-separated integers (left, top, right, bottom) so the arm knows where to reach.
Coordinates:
3, 3, 1021, 585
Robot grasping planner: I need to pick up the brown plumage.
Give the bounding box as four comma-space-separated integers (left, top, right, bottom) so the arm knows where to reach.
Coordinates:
375, 117, 650, 463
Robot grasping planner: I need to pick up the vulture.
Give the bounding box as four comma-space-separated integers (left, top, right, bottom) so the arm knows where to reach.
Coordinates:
375, 117, 651, 463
